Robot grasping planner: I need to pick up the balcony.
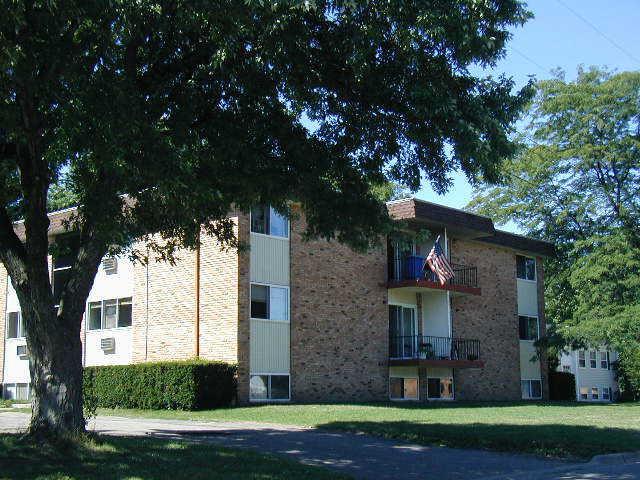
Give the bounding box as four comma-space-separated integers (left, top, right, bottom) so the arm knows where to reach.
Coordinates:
387, 254, 480, 295
389, 335, 484, 368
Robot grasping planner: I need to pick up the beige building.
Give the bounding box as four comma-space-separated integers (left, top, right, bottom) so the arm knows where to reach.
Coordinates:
1, 198, 553, 403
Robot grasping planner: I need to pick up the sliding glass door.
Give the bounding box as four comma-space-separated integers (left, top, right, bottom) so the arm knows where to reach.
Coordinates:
389, 305, 417, 358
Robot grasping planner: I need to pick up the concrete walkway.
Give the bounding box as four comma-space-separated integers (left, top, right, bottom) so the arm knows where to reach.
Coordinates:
1, 412, 637, 480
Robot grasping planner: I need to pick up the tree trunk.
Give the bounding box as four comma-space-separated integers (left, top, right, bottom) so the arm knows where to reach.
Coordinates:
24, 303, 86, 437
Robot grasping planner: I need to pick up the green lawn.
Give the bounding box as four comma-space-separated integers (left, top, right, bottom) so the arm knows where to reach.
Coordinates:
0, 433, 348, 480
98, 402, 640, 459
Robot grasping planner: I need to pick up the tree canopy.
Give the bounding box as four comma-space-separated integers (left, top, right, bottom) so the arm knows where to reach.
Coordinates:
0, 0, 533, 436
470, 67, 640, 398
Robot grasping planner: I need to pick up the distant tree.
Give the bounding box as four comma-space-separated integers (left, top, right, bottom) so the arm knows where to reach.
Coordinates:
469, 67, 640, 396
0, 0, 532, 437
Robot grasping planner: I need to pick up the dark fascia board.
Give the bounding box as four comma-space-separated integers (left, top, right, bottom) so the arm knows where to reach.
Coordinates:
479, 229, 555, 257
387, 198, 496, 239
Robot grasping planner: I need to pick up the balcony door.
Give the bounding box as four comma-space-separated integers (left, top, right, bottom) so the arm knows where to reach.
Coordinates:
389, 305, 417, 358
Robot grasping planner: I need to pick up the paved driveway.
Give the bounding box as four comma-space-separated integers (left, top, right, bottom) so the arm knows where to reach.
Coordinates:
1, 412, 637, 480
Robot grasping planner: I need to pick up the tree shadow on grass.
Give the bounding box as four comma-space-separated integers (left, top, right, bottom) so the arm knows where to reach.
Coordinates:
318, 421, 640, 459
0, 433, 345, 480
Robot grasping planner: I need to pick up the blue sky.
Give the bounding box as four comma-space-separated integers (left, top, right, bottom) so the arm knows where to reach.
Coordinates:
417, 0, 640, 227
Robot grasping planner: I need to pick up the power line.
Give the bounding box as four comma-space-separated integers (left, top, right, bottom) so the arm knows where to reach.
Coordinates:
555, 0, 640, 67
510, 46, 548, 75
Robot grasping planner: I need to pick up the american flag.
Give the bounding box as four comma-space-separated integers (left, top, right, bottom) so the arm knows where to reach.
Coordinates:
425, 237, 454, 286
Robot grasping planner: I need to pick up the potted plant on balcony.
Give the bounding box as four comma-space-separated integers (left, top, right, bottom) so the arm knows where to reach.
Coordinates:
418, 342, 435, 359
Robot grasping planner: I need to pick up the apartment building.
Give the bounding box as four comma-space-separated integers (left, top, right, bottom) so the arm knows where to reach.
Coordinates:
558, 348, 619, 402
0, 198, 553, 403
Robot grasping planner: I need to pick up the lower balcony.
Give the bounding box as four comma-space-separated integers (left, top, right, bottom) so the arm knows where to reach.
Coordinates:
389, 335, 484, 368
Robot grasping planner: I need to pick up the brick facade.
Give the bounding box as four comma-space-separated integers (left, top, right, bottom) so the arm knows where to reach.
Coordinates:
289, 212, 389, 402
450, 239, 522, 401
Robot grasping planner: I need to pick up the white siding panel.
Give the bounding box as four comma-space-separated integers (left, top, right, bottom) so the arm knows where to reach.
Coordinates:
517, 279, 538, 316
250, 234, 289, 286
388, 290, 417, 306
250, 319, 290, 374
422, 291, 449, 337
519, 341, 541, 379
84, 328, 133, 366
3, 338, 30, 384
389, 366, 419, 377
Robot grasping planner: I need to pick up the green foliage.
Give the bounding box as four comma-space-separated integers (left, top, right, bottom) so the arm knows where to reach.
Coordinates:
469, 67, 640, 398
83, 360, 237, 410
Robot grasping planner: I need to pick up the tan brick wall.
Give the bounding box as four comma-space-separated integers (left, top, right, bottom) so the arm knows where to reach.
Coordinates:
0, 264, 6, 385
289, 211, 389, 402
450, 239, 522, 401
236, 213, 251, 403
132, 218, 245, 366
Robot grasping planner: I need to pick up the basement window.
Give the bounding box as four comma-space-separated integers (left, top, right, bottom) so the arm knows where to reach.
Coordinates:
389, 377, 418, 400
87, 298, 132, 330
579, 387, 589, 400
521, 379, 542, 399
250, 375, 290, 401
427, 377, 454, 400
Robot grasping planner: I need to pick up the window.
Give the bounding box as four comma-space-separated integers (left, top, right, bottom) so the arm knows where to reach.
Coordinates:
6, 312, 24, 339
390, 377, 418, 400
16, 345, 28, 359
427, 377, 454, 400
250, 205, 289, 238
521, 379, 542, 399
562, 365, 571, 373
250, 374, 290, 400
589, 350, 597, 369
516, 255, 536, 281
87, 298, 133, 330
591, 387, 599, 400
580, 387, 589, 400
578, 350, 586, 368
102, 257, 118, 275
518, 315, 539, 340
3, 383, 30, 401
602, 387, 611, 401
389, 305, 417, 358
600, 351, 609, 369
250, 284, 288, 321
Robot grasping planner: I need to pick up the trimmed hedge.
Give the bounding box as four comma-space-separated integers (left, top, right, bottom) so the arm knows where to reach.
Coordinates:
83, 360, 237, 410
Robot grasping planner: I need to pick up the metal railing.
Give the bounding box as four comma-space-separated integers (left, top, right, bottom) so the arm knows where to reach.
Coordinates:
389, 253, 478, 288
389, 335, 481, 362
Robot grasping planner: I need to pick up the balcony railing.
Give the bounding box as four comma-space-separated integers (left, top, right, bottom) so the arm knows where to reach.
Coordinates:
389, 254, 478, 289
390, 335, 481, 362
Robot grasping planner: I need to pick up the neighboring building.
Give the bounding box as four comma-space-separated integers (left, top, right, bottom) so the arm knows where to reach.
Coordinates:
558, 348, 618, 402
0, 198, 553, 403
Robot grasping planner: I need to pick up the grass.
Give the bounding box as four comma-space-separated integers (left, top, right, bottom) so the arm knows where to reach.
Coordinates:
97, 402, 640, 459
0, 433, 349, 480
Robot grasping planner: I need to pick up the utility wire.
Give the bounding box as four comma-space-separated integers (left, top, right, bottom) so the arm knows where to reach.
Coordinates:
555, 0, 640, 67
510, 46, 548, 75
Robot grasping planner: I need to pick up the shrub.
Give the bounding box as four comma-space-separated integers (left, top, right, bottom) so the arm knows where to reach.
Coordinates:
83, 360, 236, 410
549, 371, 576, 401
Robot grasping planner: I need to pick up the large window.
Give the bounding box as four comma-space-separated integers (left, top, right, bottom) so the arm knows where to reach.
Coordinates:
3, 383, 30, 401
589, 350, 597, 369
250, 206, 289, 238
87, 298, 132, 330
521, 379, 542, 399
250, 284, 289, 321
518, 315, 539, 341
250, 374, 290, 401
6, 312, 24, 339
427, 377, 454, 400
600, 351, 609, 369
389, 305, 417, 358
516, 255, 536, 281
389, 377, 418, 400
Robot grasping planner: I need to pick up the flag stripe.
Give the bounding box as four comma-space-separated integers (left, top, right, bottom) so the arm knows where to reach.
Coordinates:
424, 240, 454, 285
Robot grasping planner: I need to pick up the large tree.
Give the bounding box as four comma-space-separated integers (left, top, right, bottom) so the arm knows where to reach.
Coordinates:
469, 67, 640, 395
0, 0, 532, 437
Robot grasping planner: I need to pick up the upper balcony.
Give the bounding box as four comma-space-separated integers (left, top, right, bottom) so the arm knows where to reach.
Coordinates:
387, 252, 481, 295
389, 335, 483, 368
